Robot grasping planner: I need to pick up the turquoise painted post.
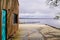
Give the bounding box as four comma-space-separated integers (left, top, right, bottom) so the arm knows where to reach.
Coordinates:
2, 9, 7, 40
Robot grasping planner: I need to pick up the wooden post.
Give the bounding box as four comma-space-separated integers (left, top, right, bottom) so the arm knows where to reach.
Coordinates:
1, 0, 19, 39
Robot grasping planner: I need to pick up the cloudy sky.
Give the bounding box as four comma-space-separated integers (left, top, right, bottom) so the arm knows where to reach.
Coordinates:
18, 0, 60, 28
18, 0, 60, 18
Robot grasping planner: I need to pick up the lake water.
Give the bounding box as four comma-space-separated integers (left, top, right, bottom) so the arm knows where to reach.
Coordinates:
19, 19, 60, 28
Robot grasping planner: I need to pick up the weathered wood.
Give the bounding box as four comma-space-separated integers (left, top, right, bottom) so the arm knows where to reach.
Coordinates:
1, 0, 19, 39
0, 0, 1, 39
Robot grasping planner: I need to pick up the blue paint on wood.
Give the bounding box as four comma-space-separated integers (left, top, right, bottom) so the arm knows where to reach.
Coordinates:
2, 9, 7, 40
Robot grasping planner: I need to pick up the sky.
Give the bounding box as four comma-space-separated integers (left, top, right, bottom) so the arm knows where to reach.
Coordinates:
18, 0, 60, 28
18, 0, 60, 18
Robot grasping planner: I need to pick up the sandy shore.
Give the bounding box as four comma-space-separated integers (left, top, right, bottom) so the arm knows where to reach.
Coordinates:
12, 24, 60, 40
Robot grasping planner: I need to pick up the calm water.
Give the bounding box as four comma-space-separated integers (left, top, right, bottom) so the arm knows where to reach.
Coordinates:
19, 19, 60, 28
